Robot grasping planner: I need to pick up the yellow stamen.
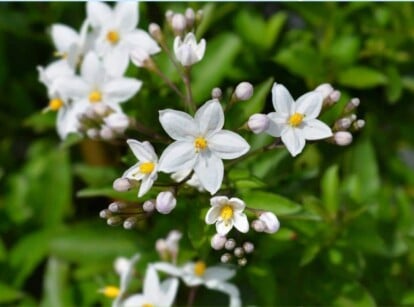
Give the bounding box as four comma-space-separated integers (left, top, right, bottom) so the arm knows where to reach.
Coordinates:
194, 137, 207, 152
107, 30, 120, 44
142, 304, 154, 307
54, 51, 67, 59
48, 98, 64, 111
139, 162, 155, 174
194, 261, 206, 277
220, 205, 234, 222
288, 112, 304, 127
101, 286, 120, 298
89, 90, 102, 103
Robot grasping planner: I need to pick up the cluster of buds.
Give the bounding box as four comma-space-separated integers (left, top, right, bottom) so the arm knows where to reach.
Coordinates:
76, 104, 130, 141
165, 8, 201, 35
211, 234, 255, 267
99, 201, 146, 230
251, 211, 280, 234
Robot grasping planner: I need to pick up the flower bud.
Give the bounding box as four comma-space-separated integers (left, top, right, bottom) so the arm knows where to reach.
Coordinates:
86, 128, 100, 139
211, 87, 222, 100
243, 242, 254, 254
238, 258, 247, 266
171, 13, 186, 34
234, 247, 244, 258
251, 219, 265, 232
333, 131, 353, 146
335, 117, 352, 130
211, 233, 227, 250
196, 10, 203, 23
100, 125, 115, 140
234, 82, 253, 101
114, 257, 130, 276
93, 103, 111, 117
220, 253, 232, 263
354, 119, 365, 130
104, 113, 130, 134
345, 97, 360, 113
185, 8, 195, 28
155, 191, 177, 214
248, 113, 270, 134
224, 238, 236, 250
259, 211, 280, 234
123, 216, 137, 229
113, 178, 132, 192
314, 83, 334, 98
149, 23, 163, 42
107, 216, 123, 226
99, 209, 112, 219
143, 200, 155, 212
130, 49, 151, 68
155, 239, 168, 254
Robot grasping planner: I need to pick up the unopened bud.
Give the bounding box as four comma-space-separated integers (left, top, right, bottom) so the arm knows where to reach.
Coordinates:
220, 253, 232, 263
333, 131, 353, 146
123, 216, 138, 229
329, 90, 341, 104
211, 233, 227, 250
354, 119, 365, 130
114, 257, 130, 276
248, 113, 270, 134
165, 10, 174, 22
171, 14, 186, 34
259, 211, 280, 234
350, 114, 357, 122
234, 247, 244, 258
155, 191, 176, 214
130, 49, 151, 68
104, 113, 130, 134
185, 8, 195, 28
149, 23, 163, 42
107, 216, 123, 226
85, 106, 98, 120
243, 242, 254, 254
99, 209, 112, 219
224, 238, 236, 250
335, 117, 352, 130
143, 200, 155, 212
112, 178, 131, 192
156, 239, 168, 253
211, 87, 222, 100
86, 128, 100, 139
93, 103, 111, 117
315, 83, 334, 99
100, 125, 115, 140
238, 258, 247, 266
234, 82, 253, 101
108, 201, 123, 212
345, 97, 360, 113
251, 219, 265, 232
196, 10, 203, 23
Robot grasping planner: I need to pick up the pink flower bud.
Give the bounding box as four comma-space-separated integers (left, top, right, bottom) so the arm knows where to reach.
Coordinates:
171, 14, 186, 34
243, 241, 254, 254
143, 200, 155, 212
113, 178, 132, 192
259, 212, 280, 234
251, 219, 265, 232
104, 113, 129, 134
155, 191, 176, 214
211, 87, 222, 99
235, 82, 253, 101
149, 23, 163, 42
248, 113, 270, 134
211, 233, 227, 250
185, 8, 195, 28
333, 131, 353, 146
100, 125, 115, 140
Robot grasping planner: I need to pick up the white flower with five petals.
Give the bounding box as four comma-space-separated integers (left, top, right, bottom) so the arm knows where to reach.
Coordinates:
123, 139, 158, 197
173, 32, 206, 66
158, 100, 250, 194
205, 196, 249, 235
265, 83, 333, 157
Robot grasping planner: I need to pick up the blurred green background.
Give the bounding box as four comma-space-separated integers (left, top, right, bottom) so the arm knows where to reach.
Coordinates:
1, 2, 414, 306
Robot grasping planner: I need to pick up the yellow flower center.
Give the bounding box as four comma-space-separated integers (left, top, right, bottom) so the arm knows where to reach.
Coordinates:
89, 90, 102, 103
107, 30, 120, 44
101, 286, 120, 298
194, 261, 206, 277
53, 51, 67, 59
288, 112, 304, 127
194, 137, 207, 152
139, 162, 155, 174
48, 98, 64, 111
220, 205, 234, 222
142, 304, 154, 307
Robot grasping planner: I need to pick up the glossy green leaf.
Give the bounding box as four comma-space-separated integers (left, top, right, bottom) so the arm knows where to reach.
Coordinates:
338, 66, 387, 88
321, 164, 339, 219
242, 191, 302, 216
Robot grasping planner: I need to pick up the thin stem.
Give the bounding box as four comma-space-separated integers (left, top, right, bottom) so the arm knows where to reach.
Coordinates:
187, 286, 198, 307
183, 66, 196, 114
151, 65, 186, 100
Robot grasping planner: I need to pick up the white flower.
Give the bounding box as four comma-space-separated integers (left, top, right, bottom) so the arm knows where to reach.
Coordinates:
173, 32, 206, 66
154, 261, 241, 307
158, 99, 250, 194
122, 139, 158, 197
205, 196, 249, 235
265, 83, 333, 157
121, 265, 179, 307
87, 2, 160, 76
156, 230, 182, 263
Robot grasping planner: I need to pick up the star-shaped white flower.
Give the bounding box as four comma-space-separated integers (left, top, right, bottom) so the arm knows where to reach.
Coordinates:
121, 265, 179, 307
173, 32, 206, 66
205, 196, 249, 235
87, 2, 160, 76
154, 261, 241, 307
158, 99, 250, 194
122, 139, 158, 197
265, 83, 333, 157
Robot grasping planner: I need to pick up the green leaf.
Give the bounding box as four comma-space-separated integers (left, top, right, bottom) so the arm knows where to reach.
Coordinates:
0, 283, 23, 304
192, 33, 242, 102
59, 133, 83, 149
338, 66, 387, 88
74, 164, 118, 187
300, 243, 321, 266
385, 66, 403, 104
328, 36, 360, 66
333, 283, 376, 307
242, 191, 302, 216
247, 265, 278, 306
321, 164, 339, 219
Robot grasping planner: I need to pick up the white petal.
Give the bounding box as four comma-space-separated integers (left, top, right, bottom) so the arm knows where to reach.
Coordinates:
208, 130, 250, 159
271, 83, 294, 115
126, 30, 161, 55
181, 274, 203, 287
204, 267, 236, 282
86, 2, 112, 28
122, 163, 141, 180
103, 78, 142, 104
158, 141, 196, 173
233, 213, 249, 233
302, 119, 333, 140
122, 294, 147, 307
103, 47, 130, 77
138, 176, 155, 197
51, 24, 79, 52
55, 76, 89, 101
81, 52, 105, 85
173, 36, 182, 59
228, 198, 245, 211
194, 152, 223, 194
195, 99, 224, 136
153, 262, 183, 277
160, 278, 179, 306
127, 139, 156, 161
216, 219, 233, 235
295, 91, 323, 119
196, 39, 206, 60
204, 281, 240, 305
119, 254, 140, 293
205, 206, 221, 224
266, 112, 287, 137
281, 127, 306, 157
210, 196, 229, 208
159, 109, 198, 141
114, 2, 138, 31
56, 102, 87, 139
143, 266, 160, 302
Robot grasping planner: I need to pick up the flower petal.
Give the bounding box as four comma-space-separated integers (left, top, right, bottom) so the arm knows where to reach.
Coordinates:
86, 2, 112, 28
295, 91, 323, 119
122, 294, 147, 307
114, 2, 138, 31
81, 52, 105, 85
138, 176, 155, 197
266, 112, 287, 137
51, 24, 79, 52
159, 109, 198, 141
210, 196, 230, 208
204, 266, 236, 282
103, 78, 142, 104
194, 151, 223, 194
143, 266, 160, 302
281, 127, 305, 157
233, 213, 249, 233
205, 206, 221, 224
208, 130, 250, 159
228, 198, 245, 211
216, 219, 233, 235
271, 83, 294, 115
158, 141, 196, 173
56, 102, 87, 139
103, 47, 130, 77
127, 139, 156, 161
126, 30, 161, 55
55, 76, 89, 101
204, 280, 241, 307
160, 278, 179, 306
153, 262, 183, 277
302, 119, 333, 140
196, 39, 206, 60
195, 99, 224, 136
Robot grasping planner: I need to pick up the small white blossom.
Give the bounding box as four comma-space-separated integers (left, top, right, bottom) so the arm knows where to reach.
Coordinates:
173, 32, 206, 66
123, 139, 158, 197
265, 83, 333, 157
205, 196, 249, 235
158, 99, 250, 194
259, 211, 280, 234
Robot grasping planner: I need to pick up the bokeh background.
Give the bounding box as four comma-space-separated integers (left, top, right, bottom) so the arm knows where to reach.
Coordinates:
1, 2, 414, 306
